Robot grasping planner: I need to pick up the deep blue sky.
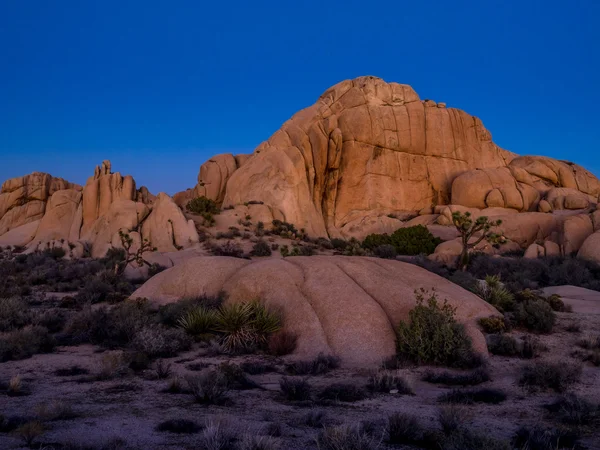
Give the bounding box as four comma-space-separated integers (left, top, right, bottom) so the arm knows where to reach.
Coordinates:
1, 1, 599, 194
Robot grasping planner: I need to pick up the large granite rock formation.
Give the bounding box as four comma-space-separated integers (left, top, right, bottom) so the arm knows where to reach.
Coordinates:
132, 256, 499, 367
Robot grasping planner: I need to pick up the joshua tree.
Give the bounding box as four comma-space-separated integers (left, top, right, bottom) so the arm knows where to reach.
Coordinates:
114, 230, 157, 275
451, 211, 505, 271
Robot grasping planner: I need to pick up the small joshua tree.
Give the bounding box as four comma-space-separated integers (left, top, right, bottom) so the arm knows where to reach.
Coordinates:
452, 211, 504, 271
114, 230, 157, 275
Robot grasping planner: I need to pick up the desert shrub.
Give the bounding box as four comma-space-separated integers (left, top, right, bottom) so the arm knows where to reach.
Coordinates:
545, 393, 600, 427
0, 297, 31, 331
545, 294, 569, 312
422, 367, 490, 386
213, 301, 281, 353
438, 388, 506, 405
217, 362, 260, 390
478, 316, 507, 334
251, 240, 272, 257
386, 412, 436, 447
208, 241, 245, 258
198, 418, 236, 450
317, 383, 367, 403
75, 269, 136, 304
95, 351, 129, 380
186, 370, 229, 404
157, 293, 224, 326
519, 360, 582, 393
486, 334, 520, 356
154, 359, 172, 379
367, 370, 414, 394
271, 220, 304, 239
0, 325, 56, 361
513, 298, 555, 333
396, 289, 480, 368
156, 419, 201, 434
187, 196, 219, 215
5, 374, 25, 396
512, 426, 581, 450
33, 308, 66, 333
473, 275, 515, 312
565, 321, 582, 333
238, 434, 281, 450
286, 353, 340, 375
373, 244, 397, 259
178, 307, 219, 340
486, 334, 545, 359
363, 225, 442, 256
14, 420, 45, 447
302, 409, 326, 428
316, 424, 380, 450
437, 405, 467, 436
131, 326, 191, 357
279, 377, 311, 401
267, 330, 297, 356
330, 238, 348, 250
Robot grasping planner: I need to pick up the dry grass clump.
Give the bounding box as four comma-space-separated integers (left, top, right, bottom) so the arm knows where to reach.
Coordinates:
519, 360, 582, 393
367, 370, 414, 394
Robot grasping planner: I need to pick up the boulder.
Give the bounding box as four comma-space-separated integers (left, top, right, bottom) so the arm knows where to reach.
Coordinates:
578, 231, 600, 264
82, 200, 150, 258
524, 243, 545, 259
30, 189, 82, 245
131, 256, 498, 367
451, 157, 600, 211
561, 214, 593, 255
124, 251, 175, 280
141, 193, 200, 252
0, 220, 41, 247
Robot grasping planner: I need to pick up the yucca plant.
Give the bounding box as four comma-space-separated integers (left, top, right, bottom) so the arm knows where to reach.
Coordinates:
215, 302, 256, 353
250, 301, 281, 346
177, 307, 219, 341
215, 301, 282, 353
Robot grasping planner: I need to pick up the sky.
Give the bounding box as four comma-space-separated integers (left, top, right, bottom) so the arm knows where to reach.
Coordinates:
1, 0, 599, 195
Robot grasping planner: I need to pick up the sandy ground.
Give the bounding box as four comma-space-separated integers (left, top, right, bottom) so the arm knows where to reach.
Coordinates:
2, 298, 600, 450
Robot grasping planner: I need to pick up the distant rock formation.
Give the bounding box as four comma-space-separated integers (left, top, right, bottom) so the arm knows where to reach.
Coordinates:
0, 160, 198, 258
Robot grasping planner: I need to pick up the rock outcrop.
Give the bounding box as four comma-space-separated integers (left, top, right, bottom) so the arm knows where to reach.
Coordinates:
132, 256, 499, 367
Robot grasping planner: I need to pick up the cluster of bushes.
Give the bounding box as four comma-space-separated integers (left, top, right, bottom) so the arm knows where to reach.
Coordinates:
186, 196, 220, 225
474, 276, 561, 333
363, 225, 443, 257
177, 298, 294, 355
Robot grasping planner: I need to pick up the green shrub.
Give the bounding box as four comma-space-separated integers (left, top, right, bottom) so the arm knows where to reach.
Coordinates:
130, 326, 191, 357
317, 383, 367, 403
186, 370, 229, 404
373, 244, 397, 259
251, 240, 272, 257
367, 370, 414, 394
486, 334, 544, 358
513, 298, 555, 333
396, 289, 479, 368
215, 301, 281, 353
363, 225, 442, 256
473, 275, 515, 312
178, 307, 219, 340
286, 353, 340, 375
279, 376, 311, 401
157, 293, 224, 326
519, 360, 581, 393
186, 196, 219, 215
478, 316, 507, 334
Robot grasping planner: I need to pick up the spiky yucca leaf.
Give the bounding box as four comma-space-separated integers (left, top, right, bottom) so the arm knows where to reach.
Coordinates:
177, 307, 219, 340
249, 300, 281, 344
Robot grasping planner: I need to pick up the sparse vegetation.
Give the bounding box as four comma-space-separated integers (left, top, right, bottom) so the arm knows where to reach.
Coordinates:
317, 383, 367, 403
186, 370, 229, 404
316, 423, 380, 450
422, 367, 490, 386
156, 419, 201, 434
519, 360, 582, 392
280, 376, 312, 401
438, 388, 507, 405
367, 370, 414, 394
286, 353, 340, 375
478, 315, 508, 334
